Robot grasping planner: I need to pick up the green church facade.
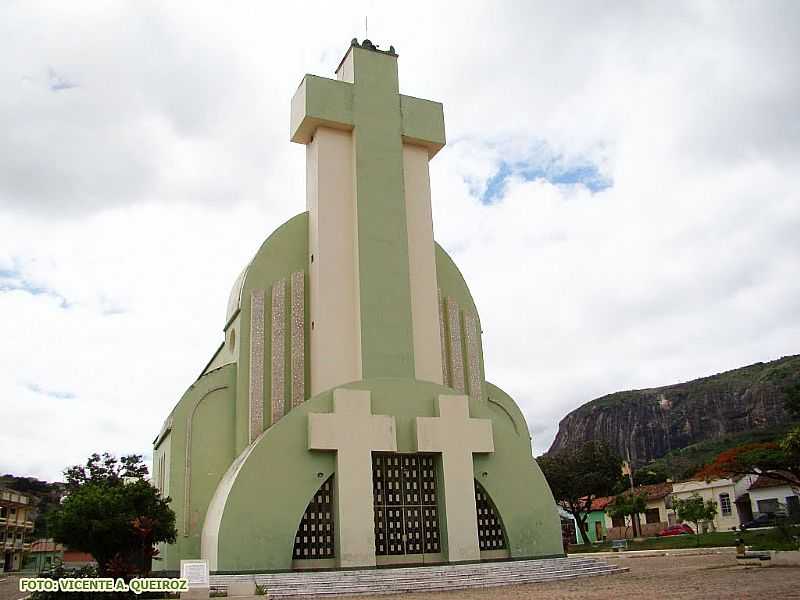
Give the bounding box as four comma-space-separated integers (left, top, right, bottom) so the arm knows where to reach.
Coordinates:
153, 39, 562, 573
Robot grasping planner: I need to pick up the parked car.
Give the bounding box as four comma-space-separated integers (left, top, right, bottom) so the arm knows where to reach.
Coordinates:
740, 513, 777, 530
657, 523, 694, 537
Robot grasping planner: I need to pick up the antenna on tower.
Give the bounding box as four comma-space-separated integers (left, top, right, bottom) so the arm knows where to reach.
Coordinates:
365, 16, 368, 40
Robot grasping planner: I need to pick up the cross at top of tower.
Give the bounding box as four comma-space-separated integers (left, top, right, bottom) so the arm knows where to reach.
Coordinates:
290, 39, 445, 157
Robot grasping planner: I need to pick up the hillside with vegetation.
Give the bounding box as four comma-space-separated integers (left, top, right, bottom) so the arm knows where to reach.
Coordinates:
549, 354, 800, 467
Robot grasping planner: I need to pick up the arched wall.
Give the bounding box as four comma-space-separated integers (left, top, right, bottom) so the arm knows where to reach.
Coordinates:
156, 364, 238, 571
206, 378, 562, 572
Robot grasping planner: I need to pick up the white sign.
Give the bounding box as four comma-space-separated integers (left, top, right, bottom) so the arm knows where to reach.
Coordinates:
180, 560, 210, 588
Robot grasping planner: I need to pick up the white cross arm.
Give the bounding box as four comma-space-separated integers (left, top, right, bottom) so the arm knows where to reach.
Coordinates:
415, 394, 494, 454
307, 389, 397, 452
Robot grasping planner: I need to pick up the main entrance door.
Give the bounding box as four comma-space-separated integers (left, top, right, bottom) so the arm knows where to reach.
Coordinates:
372, 453, 441, 558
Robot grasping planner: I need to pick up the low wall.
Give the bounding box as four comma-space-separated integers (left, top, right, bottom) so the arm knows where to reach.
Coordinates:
607, 522, 667, 540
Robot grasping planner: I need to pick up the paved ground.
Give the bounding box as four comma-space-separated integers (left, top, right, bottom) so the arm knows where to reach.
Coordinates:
0, 576, 28, 600
336, 554, 800, 600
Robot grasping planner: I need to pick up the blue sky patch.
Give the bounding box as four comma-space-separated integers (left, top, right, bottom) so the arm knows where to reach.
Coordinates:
480, 155, 612, 204
0, 266, 72, 308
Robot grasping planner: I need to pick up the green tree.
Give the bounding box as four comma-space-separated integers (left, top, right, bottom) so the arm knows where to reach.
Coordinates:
673, 493, 718, 546
539, 441, 623, 545
49, 453, 176, 577
607, 492, 647, 538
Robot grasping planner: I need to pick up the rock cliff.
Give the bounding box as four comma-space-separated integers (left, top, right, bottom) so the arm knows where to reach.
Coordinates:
548, 354, 800, 465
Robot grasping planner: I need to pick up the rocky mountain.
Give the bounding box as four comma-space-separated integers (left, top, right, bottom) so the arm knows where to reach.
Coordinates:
548, 354, 800, 466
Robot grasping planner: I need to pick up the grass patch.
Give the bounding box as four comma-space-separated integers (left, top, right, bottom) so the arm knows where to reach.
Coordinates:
569, 526, 800, 553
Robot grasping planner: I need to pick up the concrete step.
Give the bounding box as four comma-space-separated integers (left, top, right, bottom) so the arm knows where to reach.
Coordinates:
210, 557, 628, 597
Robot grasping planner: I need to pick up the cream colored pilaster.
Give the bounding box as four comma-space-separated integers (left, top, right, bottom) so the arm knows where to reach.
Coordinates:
403, 144, 444, 384
306, 129, 362, 396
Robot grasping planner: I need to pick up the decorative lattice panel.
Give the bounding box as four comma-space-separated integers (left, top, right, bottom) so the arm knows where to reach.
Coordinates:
373, 453, 440, 556
292, 475, 335, 560
474, 480, 507, 551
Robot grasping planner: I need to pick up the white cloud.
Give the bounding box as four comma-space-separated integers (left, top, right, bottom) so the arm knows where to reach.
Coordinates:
0, 1, 798, 479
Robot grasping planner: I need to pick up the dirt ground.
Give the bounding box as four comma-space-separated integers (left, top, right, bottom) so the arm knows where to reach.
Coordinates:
337, 553, 800, 600
2, 554, 799, 600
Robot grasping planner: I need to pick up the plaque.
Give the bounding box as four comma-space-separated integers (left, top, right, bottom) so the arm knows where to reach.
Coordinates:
180, 559, 210, 588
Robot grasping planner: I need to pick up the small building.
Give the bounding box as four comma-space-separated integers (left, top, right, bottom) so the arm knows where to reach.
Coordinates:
746, 472, 800, 519
605, 482, 673, 539
0, 488, 34, 572
576, 497, 611, 544
27, 539, 96, 573
670, 475, 757, 531
27, 539, 62, 573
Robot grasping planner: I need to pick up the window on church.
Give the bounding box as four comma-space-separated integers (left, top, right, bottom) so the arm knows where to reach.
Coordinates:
474, 480, 507, 551
292, 475, 335, 560
719, 493, 732, 516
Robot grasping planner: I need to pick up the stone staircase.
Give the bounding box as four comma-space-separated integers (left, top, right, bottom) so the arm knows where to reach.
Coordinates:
209, 557, 628, 597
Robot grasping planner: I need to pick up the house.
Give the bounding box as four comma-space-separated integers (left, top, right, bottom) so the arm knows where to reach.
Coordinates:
605, 482, 673, 539
577, 497, 611, 544
0, 488, 34, 572
27, 539, 95, 573
670, 475, 757, 531
746, 472, 800, 519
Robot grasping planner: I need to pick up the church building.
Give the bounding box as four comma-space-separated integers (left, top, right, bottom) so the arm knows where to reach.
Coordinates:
153, 39, 562, 572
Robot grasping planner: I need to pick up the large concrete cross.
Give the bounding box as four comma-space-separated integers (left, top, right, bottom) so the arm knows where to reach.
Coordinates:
291, 40, 446, 383
307, 388, 396, 567
416, 395, 494, 561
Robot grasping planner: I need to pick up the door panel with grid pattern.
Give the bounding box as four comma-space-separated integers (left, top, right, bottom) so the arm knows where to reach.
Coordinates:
373, 454, 440, 556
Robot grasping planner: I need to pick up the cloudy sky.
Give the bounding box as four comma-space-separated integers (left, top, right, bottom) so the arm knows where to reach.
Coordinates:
1, 2, 799, 481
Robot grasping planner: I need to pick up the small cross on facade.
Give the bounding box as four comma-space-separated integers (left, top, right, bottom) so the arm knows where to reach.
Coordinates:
307, 388, 397, 567
416, 394, 494, 561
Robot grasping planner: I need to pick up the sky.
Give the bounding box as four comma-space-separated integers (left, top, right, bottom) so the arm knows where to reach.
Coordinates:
1, 2, 799, 482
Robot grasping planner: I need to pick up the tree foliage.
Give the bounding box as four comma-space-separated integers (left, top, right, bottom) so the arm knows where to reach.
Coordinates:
607, 492, 647, 533
63, 453, 149, 492
539, 441, 623, 545
50, 453, 176, 577
673, 493, 718, 545
695, 438, 800, 486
